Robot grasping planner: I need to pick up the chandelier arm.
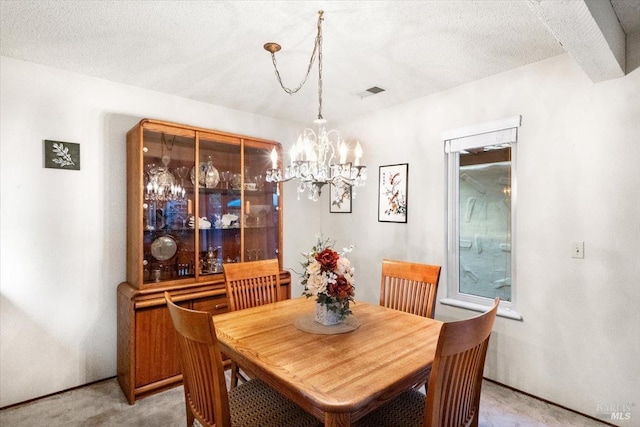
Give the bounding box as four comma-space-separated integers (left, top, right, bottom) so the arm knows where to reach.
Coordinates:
276, 176, 296, 183
329, 178, 355, 187
325, 128, 340, 165
267, 11, 324, 96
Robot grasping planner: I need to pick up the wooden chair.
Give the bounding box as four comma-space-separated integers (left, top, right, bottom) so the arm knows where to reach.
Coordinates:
356, 298, 500, 427
380, 259, 442, 318
223, 259, 282, 387
165, 292, 319, 427
223, 259, 281, 311
380, 260, 442, 390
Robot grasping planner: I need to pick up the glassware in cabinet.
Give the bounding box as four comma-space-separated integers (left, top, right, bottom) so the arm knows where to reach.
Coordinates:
243, 140, 281, 262
197, 134, 242, 274
126, 119, 284, 289
138, 128, 197, 286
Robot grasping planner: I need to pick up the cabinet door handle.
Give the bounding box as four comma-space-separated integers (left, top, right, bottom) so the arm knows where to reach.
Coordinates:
215, 303, 229, 310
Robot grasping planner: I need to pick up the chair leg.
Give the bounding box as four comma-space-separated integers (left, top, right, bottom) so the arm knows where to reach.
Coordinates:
230, 362, 239, 389
412, 366, 431, 391
186, 402, 195, 427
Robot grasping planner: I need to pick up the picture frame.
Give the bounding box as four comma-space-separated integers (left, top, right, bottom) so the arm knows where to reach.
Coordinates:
44, 140, 80, 171
329, 183, 352, 213
378, 163, 408, 223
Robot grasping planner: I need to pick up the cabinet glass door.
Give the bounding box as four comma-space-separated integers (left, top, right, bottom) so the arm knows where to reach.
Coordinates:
244, 141, 281, 262
142, 129, 195, 284
197, 134, 242, 276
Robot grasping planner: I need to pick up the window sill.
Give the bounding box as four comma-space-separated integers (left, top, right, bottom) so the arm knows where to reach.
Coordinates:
440, 298, 523, 321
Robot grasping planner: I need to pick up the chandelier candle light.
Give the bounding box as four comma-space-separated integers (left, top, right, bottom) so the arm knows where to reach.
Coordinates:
264, 10, 367, 201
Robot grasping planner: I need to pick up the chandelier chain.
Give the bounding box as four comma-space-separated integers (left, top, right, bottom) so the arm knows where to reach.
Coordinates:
268, 11, 324, 120
317, 15, 323, 120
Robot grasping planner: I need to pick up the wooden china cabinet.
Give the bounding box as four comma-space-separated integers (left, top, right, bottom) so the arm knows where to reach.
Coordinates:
117, 119, 289, 404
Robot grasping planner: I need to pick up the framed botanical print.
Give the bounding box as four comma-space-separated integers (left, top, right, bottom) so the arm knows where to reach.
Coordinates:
329, 183, 352, 213
378, 163, 408, 223
44, 140, 80, 170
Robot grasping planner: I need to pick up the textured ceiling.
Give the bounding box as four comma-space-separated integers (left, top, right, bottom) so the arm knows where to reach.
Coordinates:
1, 1, 637, 125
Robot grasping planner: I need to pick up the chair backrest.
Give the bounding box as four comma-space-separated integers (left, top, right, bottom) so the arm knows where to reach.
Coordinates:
424, 297, 499, 427
165, 292, 231, 427
223, 259, 281, 311
380, 259, 442, 318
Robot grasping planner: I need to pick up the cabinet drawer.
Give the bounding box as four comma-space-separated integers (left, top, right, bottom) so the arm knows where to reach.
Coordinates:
192, 295, 229, 314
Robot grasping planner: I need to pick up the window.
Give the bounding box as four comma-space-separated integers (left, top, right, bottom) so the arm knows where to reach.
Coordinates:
442, 116, 522, 320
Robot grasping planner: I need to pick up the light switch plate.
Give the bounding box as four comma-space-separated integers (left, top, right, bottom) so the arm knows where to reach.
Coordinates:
571, 241, 584, 259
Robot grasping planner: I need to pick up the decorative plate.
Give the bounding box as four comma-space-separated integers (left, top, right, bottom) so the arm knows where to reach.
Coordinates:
150, 235, 178, 261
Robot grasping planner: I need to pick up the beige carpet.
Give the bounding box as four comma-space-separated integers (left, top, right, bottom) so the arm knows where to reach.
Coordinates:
0, 378, 610, 427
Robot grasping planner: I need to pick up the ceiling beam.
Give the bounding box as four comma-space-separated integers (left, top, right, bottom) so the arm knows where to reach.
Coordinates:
527, 0, 626, 82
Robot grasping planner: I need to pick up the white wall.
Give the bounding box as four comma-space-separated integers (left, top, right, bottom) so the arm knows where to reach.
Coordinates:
0, 56, 315, 407
2, 52, 639, 423
319, 53, 640, 423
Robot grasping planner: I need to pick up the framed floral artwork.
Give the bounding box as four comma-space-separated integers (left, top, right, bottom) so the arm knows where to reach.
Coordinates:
378, 163, 408, 223
44, 140, 80, 170
330, 183, 352, 213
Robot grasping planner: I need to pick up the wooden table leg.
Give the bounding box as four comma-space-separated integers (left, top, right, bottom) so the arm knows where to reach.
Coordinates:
325, 411, 350, 427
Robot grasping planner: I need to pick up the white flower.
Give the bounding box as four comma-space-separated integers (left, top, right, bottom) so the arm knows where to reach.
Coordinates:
341, 245, 354, 255
336, 257, 351, 275
343, 272, 354, 285
324, 270, 337, 284
306, 273, 328, 296
306, 259, 321, 275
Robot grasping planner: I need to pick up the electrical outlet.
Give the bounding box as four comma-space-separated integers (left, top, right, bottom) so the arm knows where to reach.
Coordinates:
571, 241, 584, 259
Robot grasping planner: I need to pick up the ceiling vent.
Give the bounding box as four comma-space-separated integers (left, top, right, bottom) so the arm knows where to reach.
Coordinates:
357, 86, 386, 99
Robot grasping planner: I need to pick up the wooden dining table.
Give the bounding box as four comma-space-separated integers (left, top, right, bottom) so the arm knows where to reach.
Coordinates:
213, 297, 442, 426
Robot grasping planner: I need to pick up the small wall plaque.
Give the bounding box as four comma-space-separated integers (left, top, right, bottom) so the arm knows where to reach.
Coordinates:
44, 140, 80, 170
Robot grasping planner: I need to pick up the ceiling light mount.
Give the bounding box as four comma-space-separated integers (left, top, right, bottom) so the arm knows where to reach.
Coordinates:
263, 42, 281, 54
264, 10, 367, 202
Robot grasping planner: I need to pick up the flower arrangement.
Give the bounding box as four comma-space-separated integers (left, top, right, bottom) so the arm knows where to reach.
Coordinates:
300, 236, 355, 319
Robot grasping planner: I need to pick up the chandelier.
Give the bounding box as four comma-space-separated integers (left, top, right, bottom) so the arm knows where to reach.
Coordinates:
264, 10, 367, 201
